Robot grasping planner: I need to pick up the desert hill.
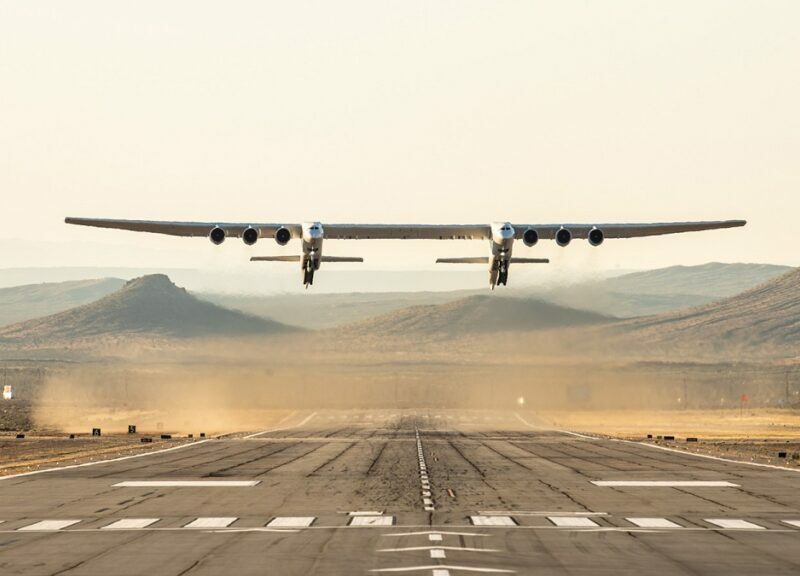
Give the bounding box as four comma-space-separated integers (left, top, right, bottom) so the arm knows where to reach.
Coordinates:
339, 294, 614, 337
618, 267, 800, 354
0, 278, 125, 328
0, 274, 295, 343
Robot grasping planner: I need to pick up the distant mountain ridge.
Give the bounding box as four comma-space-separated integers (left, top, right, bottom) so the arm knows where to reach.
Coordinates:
0, 274, 295, 343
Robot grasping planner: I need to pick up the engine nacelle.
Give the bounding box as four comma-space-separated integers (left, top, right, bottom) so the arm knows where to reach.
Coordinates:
209, 226, 225, 245
274, 227, 291, 246
523, 228, 539, 247
242, 227, 259, 246
555, 227, 572, 247
588, 227, 604, 246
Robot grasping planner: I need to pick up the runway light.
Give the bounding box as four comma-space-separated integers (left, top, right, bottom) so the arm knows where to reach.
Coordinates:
517, 396, 525, 406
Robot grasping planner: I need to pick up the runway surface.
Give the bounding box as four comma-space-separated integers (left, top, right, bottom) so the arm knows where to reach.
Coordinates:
0, 410, 798, 575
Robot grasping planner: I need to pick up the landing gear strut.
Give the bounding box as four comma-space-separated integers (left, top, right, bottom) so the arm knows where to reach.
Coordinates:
497, 261, 508, 286
303, 258, 316, 287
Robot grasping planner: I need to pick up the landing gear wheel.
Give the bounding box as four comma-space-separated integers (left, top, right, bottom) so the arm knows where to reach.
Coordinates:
303, 260, 315, 287
498, 263, 508, 286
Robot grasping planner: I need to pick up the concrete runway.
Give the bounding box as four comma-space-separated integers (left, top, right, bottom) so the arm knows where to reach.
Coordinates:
0, 410, 798, 575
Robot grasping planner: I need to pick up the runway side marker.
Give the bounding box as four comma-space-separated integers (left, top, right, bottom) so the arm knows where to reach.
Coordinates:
114, 480, 260, 487
591, 481, 738, 487
625, 517, 682, 529
705, 519, 765, 530
184, 517, 237, 529
18, 520, 81, 531
548, 517, 599, 528
101, 518, 160, 530
470, 516, 516, 527
267, 517, 316, 528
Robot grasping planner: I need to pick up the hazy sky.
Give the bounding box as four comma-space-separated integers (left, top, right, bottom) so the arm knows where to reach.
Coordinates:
1, 1, 798, 285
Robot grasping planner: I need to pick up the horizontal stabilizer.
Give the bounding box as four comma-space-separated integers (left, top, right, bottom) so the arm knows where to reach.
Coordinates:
251, 256, 301, 262
251, 255, 363, 263
320, 256, 363, 263
436, 257, 490, 264
510, 257, 550, 264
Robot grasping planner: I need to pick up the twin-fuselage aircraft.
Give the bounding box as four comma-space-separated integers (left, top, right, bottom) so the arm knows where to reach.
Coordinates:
65, 217, 746, 288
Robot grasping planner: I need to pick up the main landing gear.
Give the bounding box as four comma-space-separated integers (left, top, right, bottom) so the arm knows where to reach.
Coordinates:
303, 259, 316, 287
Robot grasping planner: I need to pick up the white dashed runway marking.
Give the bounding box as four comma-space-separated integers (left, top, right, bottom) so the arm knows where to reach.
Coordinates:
591, 481, 738, 487
705, 519, 765, 530
184, 517, 238, 529
102, 518, 160, 530
548, 517, 599, 528
267, 517, 316, 528
18, 520, 81, 531
626, 517, 682, 529
114, 480, 260, 487
430, 549, 446, 559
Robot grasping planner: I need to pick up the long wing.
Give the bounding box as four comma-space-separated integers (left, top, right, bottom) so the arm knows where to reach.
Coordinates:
64, 218, 302, 239
511, 220, 746, 240
65, 218, 745, 241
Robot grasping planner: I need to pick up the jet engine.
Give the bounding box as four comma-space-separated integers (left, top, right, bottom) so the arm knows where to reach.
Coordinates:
588, 227, 604, 246
555, 227, 572, 247
275, 227, 291, 246
209, 226, 225, 245
523, 228, 539, 247
242, 227, 259, 246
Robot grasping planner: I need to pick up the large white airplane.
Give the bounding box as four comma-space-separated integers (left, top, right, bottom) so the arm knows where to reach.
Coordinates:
65, 217, 746, 288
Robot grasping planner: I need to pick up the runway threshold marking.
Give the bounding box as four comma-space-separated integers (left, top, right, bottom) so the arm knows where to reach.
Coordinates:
379, 546, 498, 553
470, 516, 516, 527
592, 481, 739, 487
350, 515, 394, 527
548, 517, 599, 528
626, 517, 682, 529
266, 517, 316, 528
705, 519, 765, 530
113, 480, 260, 487
783, 520, 800, 528
243, 411, 318, 439
18, 520, 81, 531
102, 518, 160, 530
184, 517, 238, 529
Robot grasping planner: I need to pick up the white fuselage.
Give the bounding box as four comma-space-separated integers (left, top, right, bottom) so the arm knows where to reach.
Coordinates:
489, 222, 515, 286
301, 221, 324, 271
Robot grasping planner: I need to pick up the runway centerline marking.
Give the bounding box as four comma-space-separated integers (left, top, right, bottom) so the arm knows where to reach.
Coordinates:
705, 519, 765, 530
113, 480, 260, 487
184, 517, 237, 529
430, 549, 446, 559
378, 547, 499, 553
548, 517, 599, 528
18, 520, 81, 531
592, 481, 738, 487
102, 518, 160, 530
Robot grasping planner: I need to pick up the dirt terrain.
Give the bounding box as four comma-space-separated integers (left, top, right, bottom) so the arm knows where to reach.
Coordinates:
541, 408, 800, 468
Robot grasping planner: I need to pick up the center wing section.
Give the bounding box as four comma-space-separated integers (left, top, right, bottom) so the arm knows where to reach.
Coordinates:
322, 224, 491, 240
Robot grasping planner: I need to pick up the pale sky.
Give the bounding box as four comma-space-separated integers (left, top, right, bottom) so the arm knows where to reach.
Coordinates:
1, 1, 798, 289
